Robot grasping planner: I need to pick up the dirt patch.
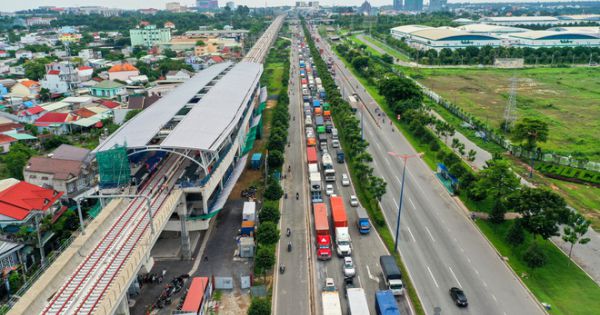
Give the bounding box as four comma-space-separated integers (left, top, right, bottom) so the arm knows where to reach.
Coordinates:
266, 100, 277, 109
217, 290, 251, 315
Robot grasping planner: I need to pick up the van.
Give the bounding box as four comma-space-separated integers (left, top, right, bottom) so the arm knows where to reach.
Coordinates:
302, 88, 309, 96
305, 115, 313, 125
331, 128, 339, 140
332, 139, 340, 148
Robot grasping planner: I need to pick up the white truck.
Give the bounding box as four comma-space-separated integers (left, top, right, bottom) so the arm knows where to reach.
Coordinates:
347, 287, 370, 315
322, 278, 342, 315
310, 172, 322, 192
322, 153, 336, 182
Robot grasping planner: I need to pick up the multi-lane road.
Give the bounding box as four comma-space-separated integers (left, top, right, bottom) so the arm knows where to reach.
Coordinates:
310, 23, 545, 315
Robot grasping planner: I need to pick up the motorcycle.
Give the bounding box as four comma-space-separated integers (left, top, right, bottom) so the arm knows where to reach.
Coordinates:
287, 241, 292, 252
279, 264, 286, 274
286, 228, 291, 237
284, 193, 288, 199
296, 192, 299, 200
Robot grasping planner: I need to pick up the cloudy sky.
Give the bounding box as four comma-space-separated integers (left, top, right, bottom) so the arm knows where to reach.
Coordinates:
2, 0, 576, 12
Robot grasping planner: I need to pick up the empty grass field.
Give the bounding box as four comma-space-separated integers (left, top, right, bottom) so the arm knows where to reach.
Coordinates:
405, 67, 600, 160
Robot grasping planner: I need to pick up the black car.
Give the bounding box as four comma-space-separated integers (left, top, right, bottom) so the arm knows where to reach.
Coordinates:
449, 287, 468, 307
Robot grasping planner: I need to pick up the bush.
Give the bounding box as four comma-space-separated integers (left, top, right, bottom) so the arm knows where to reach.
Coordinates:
506, 220, 525, 246
255, 222, 280, 245
523, 242, 548, 271
248, 297, 272, 315
267, 150, 284, 169
429, 141, 440, 152
264, 179, 283, 200
259, 204, 280, 224
254, 245, 276, 275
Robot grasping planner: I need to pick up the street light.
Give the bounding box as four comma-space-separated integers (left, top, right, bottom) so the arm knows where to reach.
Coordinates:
387, 151, 424, 252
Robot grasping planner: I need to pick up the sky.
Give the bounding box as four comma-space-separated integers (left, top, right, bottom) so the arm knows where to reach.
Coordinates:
1, 0, 580, 12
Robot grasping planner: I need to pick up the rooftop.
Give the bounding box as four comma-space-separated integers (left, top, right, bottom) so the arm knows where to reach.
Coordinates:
0, 180, 63, 221
50, 144, 91, 162
25, 157, 83, 180
458, 24, 528, 33
390, 24, 433, 34
411, 27, 500, 41
93, 80, 124, 89
108, 63, 139, 73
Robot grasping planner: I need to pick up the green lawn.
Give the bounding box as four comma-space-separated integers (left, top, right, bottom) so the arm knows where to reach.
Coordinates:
359, 34, 411, 62
477, 220, 600, 315
404, 66, 600, 160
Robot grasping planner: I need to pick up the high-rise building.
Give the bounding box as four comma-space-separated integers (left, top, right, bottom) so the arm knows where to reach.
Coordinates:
226, 1, 236, 10
358, 1, 372, 16
130, 25, 172, 47
166, 2, 182, 12
404, 0, 423, 12
429, 0, 447, 12
393, 0, 402, 11
196, 0, 218, 11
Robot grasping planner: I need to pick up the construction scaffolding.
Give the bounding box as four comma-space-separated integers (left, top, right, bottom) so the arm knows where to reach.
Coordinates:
96, 146, 131, 188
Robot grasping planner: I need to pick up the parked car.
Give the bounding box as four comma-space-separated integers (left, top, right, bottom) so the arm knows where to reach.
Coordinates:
342, 257, 356, 277
449, 287, 468, 307
326, 184, 334, 196
341, 174, 350, 186
349, 195, 358, 207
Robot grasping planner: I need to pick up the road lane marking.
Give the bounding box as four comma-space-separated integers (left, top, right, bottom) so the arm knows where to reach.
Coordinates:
408, 198, 416, 209
467, 257, 471, 264
366, 265, 379, 283
474, 268, 480, 276
426, 266, 440, 288
491, 294, 498, 303
425, 226, 435, 242
448, 266, 462, 288
460, 247, 465, 253
407, 226, 417, 242
385, 158, 392, 168
482, 280, 488, 288
395, 175, 401, 184
391, 197, 399, 210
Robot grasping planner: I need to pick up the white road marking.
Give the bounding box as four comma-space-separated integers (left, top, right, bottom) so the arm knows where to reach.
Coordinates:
482, 280, 488, 288
357, 275, 363, 287
449, 266, 462, 288
491, 294, 498, 303
426, 266, 440, 288
375, 141, 382, 150
366, 265, 379, 283
391, 197, 399, 210
467, 257, 472, 264
385, 158, 392, 168
407, 226, 417, 242
395, 175, 401, 184
425, 226, 436, 242
408, 198, 416, 209
474, 268, 480, 276
460, 247, 465, 253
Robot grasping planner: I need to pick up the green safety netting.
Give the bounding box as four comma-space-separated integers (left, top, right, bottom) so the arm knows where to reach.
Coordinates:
241, 121, 260, 155
87, 202, 103, 218
256, 101, 267, 115
97, 146, 131, 188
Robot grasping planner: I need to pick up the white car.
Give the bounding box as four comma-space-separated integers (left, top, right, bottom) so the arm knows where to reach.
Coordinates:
343, 257, 356, 277
341, 174, 350, 186
326, 184, 334, 196
349, 195, 359, 207
332, 139, 340, 148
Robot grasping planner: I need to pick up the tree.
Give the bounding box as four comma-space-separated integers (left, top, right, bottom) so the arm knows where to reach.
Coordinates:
254, 246, 275, 276
367, 175, 387, 201
248, 297, 271, 315
264, 180, 283, 200
351, 56, 369, 70
255, 222, 279, 245
24, 59, 49, 81
467, 149, 477, 162
378, 76, 422, 107
124, 109, 141, 122
195, 40, 206, 47
258, 204, 280, 224
381, 54, 394, 64
39, 88, 51, 102
267, 150, 284, 169
512, 118, 549, 150
523, 243, 547, 275
1, 143, 34, 180
162, 48, 177, 58
562, 212, 591, 263
505, 219, 525, 246
510, 187, 570, 240
475, 159, 520, 223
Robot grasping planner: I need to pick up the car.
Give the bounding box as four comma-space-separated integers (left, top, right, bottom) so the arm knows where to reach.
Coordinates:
349, 195, 358, 207
325, 184, 334, 196
449, 287, 468, 307
331, 139, 340, 148
341, 174, 350, 186
342, 257, 356, 277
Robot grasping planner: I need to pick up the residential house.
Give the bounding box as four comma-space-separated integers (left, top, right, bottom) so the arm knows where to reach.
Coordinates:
17, 105, 46, 123
15, 50, 32, 60
40, 62, 80, 95
78, 49, 101, 61
89, 80, 124, 98
34, 112, 74, 134
0, 50, 9, 58
96, 99, 122, 110
127, 94, 161, 110
9, 65, 25, 76
10, 80, 40, 99
164, 21, 176, 29
107, 63, 139, 82
166, 69, 194, 81
208, 56, 225, 64
0, 120, 24, 134
77, 66, 94, 81
40, 70, 69, 95
0, 134, 17, 153
24, 145, 95, 197
0, 178, 64, 268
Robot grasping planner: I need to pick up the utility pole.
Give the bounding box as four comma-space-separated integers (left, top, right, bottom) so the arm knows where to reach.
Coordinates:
503, 76, 517, 133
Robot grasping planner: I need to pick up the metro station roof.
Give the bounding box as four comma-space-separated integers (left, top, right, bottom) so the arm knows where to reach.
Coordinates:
95, 62, 232, 152
161, 62, 262, 151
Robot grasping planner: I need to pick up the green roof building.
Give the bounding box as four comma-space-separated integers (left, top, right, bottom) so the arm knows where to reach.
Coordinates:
89, 80, 124, 98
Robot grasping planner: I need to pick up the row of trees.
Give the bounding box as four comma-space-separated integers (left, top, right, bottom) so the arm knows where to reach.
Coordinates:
381, 34, 600, 65
303, 22, 388, 228
336, 36, 591, 272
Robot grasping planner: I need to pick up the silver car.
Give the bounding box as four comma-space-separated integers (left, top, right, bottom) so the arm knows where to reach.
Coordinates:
343, 257, 356, 277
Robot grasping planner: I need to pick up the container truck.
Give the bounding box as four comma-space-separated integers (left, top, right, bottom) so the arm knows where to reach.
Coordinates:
313, 203, 332, 260
310, 172, 322, 192
322, 278, 342, 315
375, 290, 400, 315
307, 147, 318, 164
307, 136, 316, 147
242, 202, 256, 222
380, 256, 404, 295
355, 207, 371, 234
330, 196, 352, 256
347, 288, 370, 315
308, 163, 319, 174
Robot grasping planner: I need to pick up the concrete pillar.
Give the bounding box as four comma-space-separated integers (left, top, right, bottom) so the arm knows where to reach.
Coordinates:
115, 294, 130, 315
140, 254, 154, 274
202, 190, 209, 215
178, 196, 191, 260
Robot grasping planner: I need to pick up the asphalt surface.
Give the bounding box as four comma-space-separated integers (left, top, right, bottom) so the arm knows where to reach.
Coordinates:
311, 24, 545, 315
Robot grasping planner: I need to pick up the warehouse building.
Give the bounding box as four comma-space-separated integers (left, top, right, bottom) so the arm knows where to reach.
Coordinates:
391, 26, 501, 51
478, 16, 563, 26
507, 30, 600, 48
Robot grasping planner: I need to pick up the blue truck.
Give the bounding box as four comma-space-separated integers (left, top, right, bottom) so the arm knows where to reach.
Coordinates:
336, 150, 345, 163
355, 207, 370, 234
375, 290, 400, 315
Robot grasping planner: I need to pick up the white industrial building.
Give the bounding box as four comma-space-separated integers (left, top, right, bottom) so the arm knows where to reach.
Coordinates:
390, 25, 501, 51
507, 31, 600, 48
478, 16, 563, 26
457, 24, 529, 35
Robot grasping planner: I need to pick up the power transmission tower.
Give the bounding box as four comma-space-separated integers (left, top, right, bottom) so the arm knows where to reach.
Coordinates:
503, 76, 517, 133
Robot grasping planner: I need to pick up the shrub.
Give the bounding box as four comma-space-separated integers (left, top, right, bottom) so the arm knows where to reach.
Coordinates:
264, 180, 283, 200
506, 220, 525, 246
259, 204, 280, 224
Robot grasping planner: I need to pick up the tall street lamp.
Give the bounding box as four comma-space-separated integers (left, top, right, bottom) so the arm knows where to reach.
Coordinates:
388, 151, 423, 252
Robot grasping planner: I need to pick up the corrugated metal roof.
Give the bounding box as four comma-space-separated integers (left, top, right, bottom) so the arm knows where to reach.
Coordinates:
161, 62, 262, 151
390, 24, 433, 35
95, 62, 232, 152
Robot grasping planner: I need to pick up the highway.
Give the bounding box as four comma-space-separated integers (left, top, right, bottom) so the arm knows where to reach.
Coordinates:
274, 23, 412, 315
310, 23, 545, 315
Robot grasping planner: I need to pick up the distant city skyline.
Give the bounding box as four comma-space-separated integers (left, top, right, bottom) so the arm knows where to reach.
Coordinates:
0, 0, 589, 12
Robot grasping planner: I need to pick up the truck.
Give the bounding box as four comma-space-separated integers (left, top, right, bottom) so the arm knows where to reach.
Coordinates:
308, 163, 319, 174
347, 288, 370, 315
318, 134, 328, 152
322, 278, 342, 315
319, 88, 327, 99
375, 290, 400, 315
336, 150, 345, 163
310, 172, 322, 192
313, 99, 321, 108
330, 196, 351, 256
322, 153, 335, 181
315, 115, 324, 127
380, 256, 404, 295
313, 203, 332, 260
355, 207, 370, 234
242, 201, 256, 221
307, 147, 318, 164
